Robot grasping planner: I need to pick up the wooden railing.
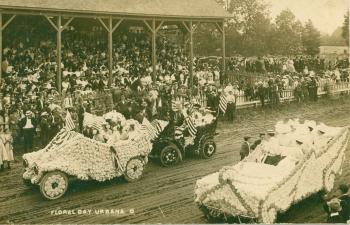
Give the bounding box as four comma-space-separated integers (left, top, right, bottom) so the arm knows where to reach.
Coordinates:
234, 81, 350, 109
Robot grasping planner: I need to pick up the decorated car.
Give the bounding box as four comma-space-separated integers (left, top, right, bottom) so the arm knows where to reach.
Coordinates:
22, 111, 168, 200
151, 106, 218, 167
194, 119, 349, 223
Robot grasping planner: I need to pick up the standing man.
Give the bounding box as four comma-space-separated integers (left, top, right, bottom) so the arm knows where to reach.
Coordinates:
240, 136, 251, 160
18, 111, 37, 153
339, 184, 350, 223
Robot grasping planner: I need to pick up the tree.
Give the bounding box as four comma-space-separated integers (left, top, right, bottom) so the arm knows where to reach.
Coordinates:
215, 0, 273, 56
342, 11, 349, 45
302, 19, 321, 55
271, 9, 303, 55
321, 27, 347, 46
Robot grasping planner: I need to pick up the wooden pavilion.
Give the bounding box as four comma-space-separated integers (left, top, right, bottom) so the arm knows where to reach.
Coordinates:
0, 0, 230, 93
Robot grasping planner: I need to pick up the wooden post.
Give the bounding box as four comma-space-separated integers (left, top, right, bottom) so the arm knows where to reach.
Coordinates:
0, 13, 2, 82
108, 16, 113, 87
45, 15, 73, 94
98, 17, 123, 88
222, 21, 226, 84
57, 15, 62, 94
152, 19, 157, 81
189, 20, 194, 87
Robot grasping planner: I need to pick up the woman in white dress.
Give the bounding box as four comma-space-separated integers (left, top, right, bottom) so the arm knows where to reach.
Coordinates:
0, 127, 14, 169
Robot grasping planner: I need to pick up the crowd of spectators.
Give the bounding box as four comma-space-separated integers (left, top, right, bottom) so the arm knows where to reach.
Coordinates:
227, 55, 349, 74
0, 22, 349, 157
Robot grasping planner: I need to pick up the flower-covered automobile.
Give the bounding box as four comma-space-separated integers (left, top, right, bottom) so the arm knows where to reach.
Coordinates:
151, 107, 218, 167
23, 111, 168, 200
194, 119, 349, 223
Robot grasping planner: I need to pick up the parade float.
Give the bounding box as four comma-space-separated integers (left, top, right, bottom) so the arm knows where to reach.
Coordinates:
194, 119, 349, 223
22, 111, 168, 200
151, 105, 218, 167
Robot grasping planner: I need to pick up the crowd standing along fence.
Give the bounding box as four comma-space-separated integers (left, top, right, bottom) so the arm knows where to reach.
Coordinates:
235, 81, 350, 109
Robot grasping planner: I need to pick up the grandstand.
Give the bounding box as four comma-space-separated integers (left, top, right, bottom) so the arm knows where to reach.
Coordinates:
0, 0, 230, 92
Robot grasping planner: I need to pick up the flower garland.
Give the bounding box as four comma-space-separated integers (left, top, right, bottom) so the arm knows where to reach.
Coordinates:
194, 120, 349, 223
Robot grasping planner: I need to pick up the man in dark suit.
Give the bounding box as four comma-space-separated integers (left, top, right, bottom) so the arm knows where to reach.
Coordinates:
18, 111, 37, 153
326, 197, 344, 223
251, 133, 266, 150
240, 136, 251, 160
339, 184, 350, 222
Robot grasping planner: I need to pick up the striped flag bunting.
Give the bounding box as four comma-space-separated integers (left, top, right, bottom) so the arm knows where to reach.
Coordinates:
65, 110, 75, 131
141, 117, 159, 140
83, 113, 105, 130
151, 120, 163, 134
185, 116, 197, 137
219, 94, 228, 113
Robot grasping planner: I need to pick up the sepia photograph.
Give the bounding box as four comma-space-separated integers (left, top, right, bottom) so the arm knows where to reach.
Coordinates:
0, 0, 349, 224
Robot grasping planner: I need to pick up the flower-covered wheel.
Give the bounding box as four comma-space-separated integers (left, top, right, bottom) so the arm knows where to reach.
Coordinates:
200, 138, 216, 159
124, 157, 145, 183
160, 145, 182, 167
39, 171, 69, 200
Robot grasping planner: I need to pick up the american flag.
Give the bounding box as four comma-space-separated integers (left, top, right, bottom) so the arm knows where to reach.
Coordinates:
219, 94, 228, 113
65, 110, 75, 131
185, 117, 197, 137
83, 113, 105, 130
171, 100, 177, 111
141, 118, 159, 140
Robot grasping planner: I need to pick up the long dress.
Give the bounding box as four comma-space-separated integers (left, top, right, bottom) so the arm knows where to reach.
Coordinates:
0, 136, 5, 166
0, 133, 14, 161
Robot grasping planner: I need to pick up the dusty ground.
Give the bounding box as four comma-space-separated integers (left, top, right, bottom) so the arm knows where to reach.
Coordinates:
1, 96, 350, 224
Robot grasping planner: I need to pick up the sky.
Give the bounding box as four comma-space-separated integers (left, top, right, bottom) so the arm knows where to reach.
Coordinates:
265, 0, 349, 34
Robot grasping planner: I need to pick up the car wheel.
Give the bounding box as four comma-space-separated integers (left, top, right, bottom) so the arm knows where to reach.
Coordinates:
124, 157, 145, 183
39, 171, 69, 200
200, 138, 216, 159
160, 145, 182, 167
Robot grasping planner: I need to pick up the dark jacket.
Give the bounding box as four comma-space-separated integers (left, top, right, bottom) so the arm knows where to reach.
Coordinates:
19, 117, 37, 130
327, 212, 344, 223
340, 194, 350, 222
240, 141, 250, 159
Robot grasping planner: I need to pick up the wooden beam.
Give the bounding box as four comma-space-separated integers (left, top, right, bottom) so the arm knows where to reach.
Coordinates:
111, 18, 123, 33
108, 16, 113, 88
2, 14, 16, 30
57, 15, 62, 93
0, 13, 2, 81
152, 19, 157, 81
182, 21, 190, 32
143, 20, 153, 32
45, 15, 58, 31
222, 21, 226, 85
215, 22, 223, 34
189, 20, 194, 87
62, 17, 74, 31
0, 9, 225, 23
98, 17, 110, 32
192, 21, 200, 33
155, 20, 164, 32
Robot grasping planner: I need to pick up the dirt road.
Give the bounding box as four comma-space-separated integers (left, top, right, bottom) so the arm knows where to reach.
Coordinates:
1, 97, 350, 224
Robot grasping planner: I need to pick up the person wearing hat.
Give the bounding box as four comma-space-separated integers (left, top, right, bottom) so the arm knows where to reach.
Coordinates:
251, 133, 266, 150
18, 110, 37, 153
326, 197, 344, 223
39, 111, 50, 147
309, 74, 318, 102
338, 184, 350, 222
240, 136, 251, 160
